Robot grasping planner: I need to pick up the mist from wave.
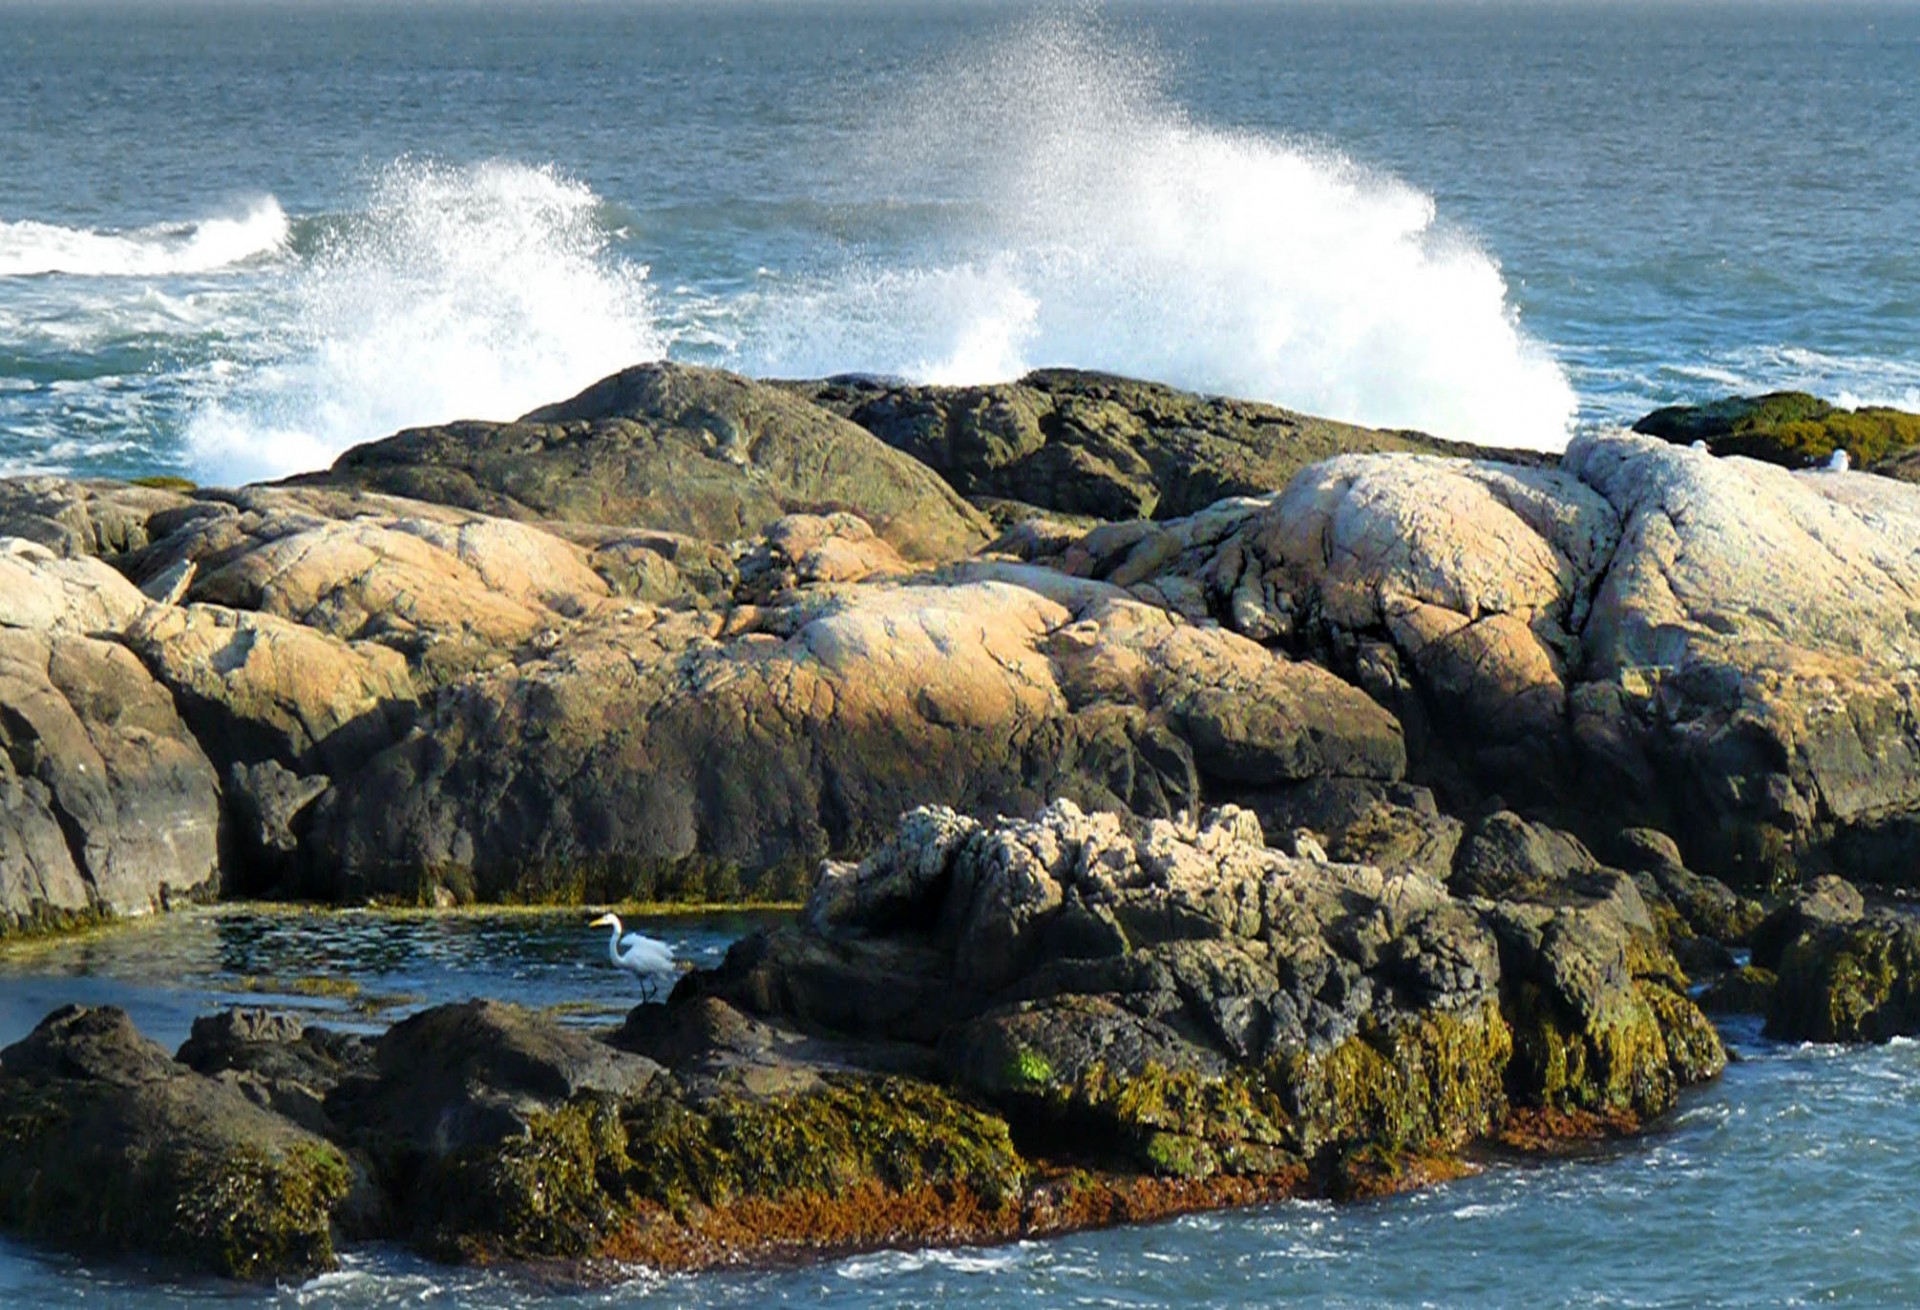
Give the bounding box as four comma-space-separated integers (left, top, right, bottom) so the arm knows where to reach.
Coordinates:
185, 159, 664, 485
0, 199, 289, 280
722, 12, 1578, 451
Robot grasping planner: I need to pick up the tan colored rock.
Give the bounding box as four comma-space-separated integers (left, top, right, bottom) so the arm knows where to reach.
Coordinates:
0, 538, 149, 635
122, 603, 417, 772
120, 487, 615, 683
312, 575, 1403, 904
0, 628, 219, 931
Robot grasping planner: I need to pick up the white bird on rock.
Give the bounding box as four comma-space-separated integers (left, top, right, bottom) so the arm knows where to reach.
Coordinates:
589, 912, 677, 1000
1826, 448, 1851, 472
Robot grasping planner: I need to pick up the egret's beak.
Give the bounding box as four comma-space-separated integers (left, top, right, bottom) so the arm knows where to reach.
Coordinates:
589, 913, 616, 927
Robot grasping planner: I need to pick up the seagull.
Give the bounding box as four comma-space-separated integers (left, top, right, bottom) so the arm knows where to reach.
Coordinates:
1826, 448, 1851, 472
589, 912, 677, 1001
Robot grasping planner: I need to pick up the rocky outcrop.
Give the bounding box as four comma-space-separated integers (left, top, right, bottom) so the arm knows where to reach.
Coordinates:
0, 799, 1726, 1279
1054, 431, 1920, 888
309, 362, 992, 562
0, 476, 194, 559
707, 801, 1719, 1174
795, 369, 1543, 525
306, 577, 1401, 904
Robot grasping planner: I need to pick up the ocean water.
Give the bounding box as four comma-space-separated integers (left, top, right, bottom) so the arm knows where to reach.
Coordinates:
2, 0, 1917, 485
5, 0, 1920, 1303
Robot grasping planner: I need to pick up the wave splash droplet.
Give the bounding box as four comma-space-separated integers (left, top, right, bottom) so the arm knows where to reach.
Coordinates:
188, 159, 662, 484
733, 12, 1576, 450
0, 198, 289, 279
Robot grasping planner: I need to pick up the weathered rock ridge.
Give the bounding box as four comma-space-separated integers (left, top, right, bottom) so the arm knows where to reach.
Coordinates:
10, 366, 1920, 926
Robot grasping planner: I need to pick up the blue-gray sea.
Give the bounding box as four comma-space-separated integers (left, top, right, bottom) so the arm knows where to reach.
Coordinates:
4, 0, 1920, 1303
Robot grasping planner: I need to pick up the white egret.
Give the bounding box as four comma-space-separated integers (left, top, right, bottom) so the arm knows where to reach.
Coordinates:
589, 912, 677, 1000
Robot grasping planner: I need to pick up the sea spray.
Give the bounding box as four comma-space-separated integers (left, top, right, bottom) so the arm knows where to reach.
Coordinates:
727, 11, 1577, 451
187, 160, 662, 484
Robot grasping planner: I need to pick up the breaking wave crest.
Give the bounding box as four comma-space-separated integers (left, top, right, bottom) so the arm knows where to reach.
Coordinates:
728, 12, 1577, 450
186, 160, 662, 484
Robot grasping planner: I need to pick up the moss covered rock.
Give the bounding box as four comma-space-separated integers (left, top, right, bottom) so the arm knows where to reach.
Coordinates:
1633, 392, 1920, 469
0, 1006, 353, 1279
1766, 914, 1920, 1042
414, 1075, 1028, 1264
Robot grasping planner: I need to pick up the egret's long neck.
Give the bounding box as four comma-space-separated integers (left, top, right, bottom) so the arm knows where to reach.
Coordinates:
605, 918, 623, 962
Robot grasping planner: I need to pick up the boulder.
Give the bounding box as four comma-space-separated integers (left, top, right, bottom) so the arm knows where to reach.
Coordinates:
0, 537, 149, 635
0, 626, 219, 932
0, 1006, 353, 1278
327, 1000, 661, 1158
1748, 875, 1867, 972
311, 362, 991, 562
176, 1008, 373, 1136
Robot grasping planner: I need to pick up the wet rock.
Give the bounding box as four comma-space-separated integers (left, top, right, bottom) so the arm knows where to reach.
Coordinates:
1241, 778, 1462, 881
1633, 391, 1920, 471
1749, 875, 1866, 972
177, 1008, 373, 1135
0, 1005, 354, 1278
1451, 811, 1600, 903
327, 999, 661, 1157
707, 799, 1718, 1175
1766, 913, 1920, 1043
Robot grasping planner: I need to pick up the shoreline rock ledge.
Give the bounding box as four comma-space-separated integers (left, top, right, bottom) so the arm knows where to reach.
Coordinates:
0, 802, 1719, 1278
6, 361, 1920, 1276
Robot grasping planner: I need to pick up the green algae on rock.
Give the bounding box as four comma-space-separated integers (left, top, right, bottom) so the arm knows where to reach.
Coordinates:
0, 1006, 353, 1279
1633, 391, 1920, 469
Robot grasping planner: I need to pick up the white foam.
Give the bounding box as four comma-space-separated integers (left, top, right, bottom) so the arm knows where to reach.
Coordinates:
0, 198, 289, 278
728, 12, 1577, 451
187, 159, 662, 484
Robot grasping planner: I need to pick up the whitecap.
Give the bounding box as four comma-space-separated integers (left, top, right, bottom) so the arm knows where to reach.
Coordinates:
0, 198, 290, 278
